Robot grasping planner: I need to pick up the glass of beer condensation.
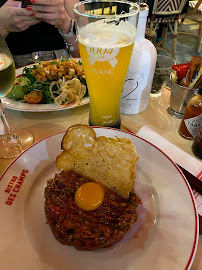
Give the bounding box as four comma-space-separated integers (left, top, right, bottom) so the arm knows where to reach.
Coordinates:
0, 35, 34, 158
74, 0, 139, 128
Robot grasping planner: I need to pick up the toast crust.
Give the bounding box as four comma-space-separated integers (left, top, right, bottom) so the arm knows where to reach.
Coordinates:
56, 124, 138, 198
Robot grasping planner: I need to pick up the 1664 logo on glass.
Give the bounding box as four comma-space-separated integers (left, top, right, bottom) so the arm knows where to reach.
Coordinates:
87, 46, 120, 68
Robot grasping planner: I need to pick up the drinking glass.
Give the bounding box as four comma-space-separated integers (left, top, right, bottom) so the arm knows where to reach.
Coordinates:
0, 35, 34, 158
74, 0, 139, 128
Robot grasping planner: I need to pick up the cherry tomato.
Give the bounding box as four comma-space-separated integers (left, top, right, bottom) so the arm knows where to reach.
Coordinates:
24, 90, 43, 104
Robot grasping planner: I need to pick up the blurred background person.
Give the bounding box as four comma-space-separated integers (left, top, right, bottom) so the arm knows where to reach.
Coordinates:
0, 0, 79, 67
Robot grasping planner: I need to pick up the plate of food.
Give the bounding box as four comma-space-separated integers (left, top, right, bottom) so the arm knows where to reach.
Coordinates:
0, 125, 198, 270
1, 59, 89, 112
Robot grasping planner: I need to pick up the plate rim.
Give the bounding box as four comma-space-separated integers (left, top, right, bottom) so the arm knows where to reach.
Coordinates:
0, 127, 199, 270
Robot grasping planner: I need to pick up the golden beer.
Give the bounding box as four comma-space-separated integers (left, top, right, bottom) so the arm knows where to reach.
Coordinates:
74, 0, 139, 128
78, 26, 134, 128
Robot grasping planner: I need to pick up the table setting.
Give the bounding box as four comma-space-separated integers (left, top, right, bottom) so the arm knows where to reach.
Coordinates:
0, 0, 202, 269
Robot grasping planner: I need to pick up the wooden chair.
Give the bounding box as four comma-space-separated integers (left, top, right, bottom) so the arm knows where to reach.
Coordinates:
146, 0, 187, 60
178, 0, 202, 53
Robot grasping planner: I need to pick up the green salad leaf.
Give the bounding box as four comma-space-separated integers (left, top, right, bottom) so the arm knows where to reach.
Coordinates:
24, 81, 54, 104
22, 67, 37, 84
50, 60, 58, 65
6, 77, 31, 100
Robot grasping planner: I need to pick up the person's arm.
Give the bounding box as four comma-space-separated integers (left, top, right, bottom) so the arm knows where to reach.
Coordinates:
29, 0, 80, 57
0, 0, 39, 38
62, 0, 79, 57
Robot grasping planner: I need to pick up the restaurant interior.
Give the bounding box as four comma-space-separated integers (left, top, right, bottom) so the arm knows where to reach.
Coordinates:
150, 11, 201, 64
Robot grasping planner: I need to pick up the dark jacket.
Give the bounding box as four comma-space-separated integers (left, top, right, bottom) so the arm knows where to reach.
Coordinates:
0, 0, 65, 55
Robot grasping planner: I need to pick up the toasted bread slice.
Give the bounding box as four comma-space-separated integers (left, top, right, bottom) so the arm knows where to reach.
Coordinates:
56, 124, 138, 198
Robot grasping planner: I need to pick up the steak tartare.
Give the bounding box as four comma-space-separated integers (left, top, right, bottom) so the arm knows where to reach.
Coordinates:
44, 170, 140, 250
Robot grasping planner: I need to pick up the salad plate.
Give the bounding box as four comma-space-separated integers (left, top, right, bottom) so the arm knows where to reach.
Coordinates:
0, 127, 198, 270
1, 61, 89, 112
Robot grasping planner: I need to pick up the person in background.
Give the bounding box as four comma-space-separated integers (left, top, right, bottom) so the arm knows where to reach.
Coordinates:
0, 0, 79, 67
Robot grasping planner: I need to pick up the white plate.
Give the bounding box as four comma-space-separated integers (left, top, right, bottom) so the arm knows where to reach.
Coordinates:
1, 62, 89, 112
0, 128, 198, 270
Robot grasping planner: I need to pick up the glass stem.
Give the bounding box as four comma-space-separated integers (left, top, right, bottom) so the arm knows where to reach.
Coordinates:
0, 100, 17, 141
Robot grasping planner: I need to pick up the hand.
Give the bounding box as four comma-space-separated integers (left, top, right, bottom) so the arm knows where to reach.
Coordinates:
29, 0, 72, 34
0, 0, 39, 36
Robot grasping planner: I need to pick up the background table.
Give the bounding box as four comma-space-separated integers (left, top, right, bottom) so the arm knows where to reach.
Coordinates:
0, 87, 201, 269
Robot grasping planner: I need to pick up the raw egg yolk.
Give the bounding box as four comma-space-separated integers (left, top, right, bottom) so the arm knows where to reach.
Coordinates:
75, 182, 105, 211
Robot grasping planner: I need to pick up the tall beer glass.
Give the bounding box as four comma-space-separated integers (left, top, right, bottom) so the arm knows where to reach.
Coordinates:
74, 0, 139, 128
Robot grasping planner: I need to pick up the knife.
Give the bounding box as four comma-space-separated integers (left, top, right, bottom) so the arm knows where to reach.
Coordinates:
176, 163, 202, 195
177, 164, 202, 235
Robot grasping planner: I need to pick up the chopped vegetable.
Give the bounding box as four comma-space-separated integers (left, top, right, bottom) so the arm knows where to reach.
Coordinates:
6, 58, 88, 107
24, 90, 43, 104
6, 76, 31, 100
15, 76, 31, 87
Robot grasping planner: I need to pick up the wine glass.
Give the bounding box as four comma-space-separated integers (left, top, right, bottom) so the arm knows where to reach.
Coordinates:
0, 34, 34, 158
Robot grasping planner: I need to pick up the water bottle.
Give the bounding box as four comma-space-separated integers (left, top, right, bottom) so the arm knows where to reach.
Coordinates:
120, 4, 157, 114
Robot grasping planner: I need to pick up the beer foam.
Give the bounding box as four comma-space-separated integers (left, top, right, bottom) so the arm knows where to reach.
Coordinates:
0, 53, 12, 71
78, 19, 135, 48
